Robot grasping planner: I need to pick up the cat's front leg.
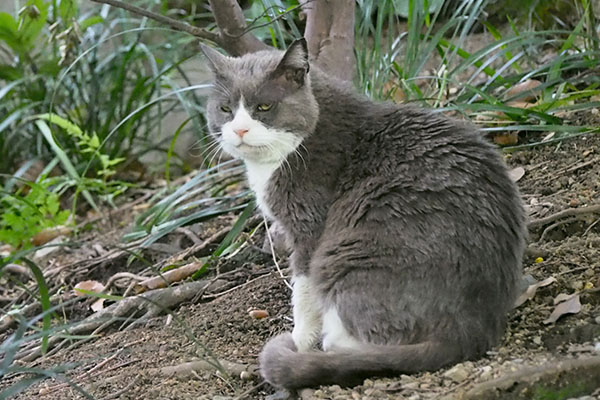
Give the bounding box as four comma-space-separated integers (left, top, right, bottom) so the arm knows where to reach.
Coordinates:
291, 274, 322, 352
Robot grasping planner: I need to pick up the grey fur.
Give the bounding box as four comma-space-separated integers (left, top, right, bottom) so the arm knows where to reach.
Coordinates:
202, 39, 526, 390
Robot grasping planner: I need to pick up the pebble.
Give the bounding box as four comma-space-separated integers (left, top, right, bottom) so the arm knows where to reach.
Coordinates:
595, 316, 600, 325
443, 363, 471, 382
533, 336, 542, 345
403, 381, 420, 390
362, 379, 374, 388
480, 365, 493, 380
571, 280, 584, 290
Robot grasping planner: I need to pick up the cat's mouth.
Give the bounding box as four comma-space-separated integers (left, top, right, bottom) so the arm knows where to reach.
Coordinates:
235, 142, 270, 154
221, 141, 272, 161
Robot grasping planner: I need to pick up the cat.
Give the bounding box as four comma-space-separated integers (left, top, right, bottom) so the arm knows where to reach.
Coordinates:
201, 38, 525, 390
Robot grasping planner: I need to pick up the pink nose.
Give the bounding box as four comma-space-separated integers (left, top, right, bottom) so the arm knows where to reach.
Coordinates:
234, 128, 249, 137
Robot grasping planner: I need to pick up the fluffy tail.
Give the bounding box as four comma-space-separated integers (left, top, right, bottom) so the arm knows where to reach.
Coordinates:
259, 333, 462, 389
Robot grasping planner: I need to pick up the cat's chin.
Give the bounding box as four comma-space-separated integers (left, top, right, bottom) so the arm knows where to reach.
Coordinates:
221, 142, 280, 164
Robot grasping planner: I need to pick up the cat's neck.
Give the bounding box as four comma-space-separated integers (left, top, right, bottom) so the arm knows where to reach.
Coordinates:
245, 159, 280, 219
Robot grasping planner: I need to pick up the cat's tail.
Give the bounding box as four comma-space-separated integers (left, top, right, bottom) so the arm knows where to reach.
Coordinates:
259, 333, 463, 389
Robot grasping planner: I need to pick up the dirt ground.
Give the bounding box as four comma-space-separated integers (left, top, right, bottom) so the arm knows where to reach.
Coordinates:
2, 121, 600, 399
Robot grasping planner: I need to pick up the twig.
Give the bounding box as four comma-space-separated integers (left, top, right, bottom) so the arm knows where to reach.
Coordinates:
205, 272, 272, 300
104, 271, 147, 293
263, 217, 293, 291
583, 217, 600, 236
528, 204, 600, 230
538, 216, 578, 242
90, 0, 219, 41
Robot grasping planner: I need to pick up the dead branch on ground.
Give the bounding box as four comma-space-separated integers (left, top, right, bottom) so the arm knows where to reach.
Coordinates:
528, 204, 600, 230
14, 278, 228, 362
450, 356, 600, 400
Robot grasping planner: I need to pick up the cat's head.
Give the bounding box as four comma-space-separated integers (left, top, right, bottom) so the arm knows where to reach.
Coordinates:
201, 39, 318, 164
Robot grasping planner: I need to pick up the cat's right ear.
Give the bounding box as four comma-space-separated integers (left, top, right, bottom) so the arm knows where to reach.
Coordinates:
272, 38, 309, 87
200, 43, 229, 74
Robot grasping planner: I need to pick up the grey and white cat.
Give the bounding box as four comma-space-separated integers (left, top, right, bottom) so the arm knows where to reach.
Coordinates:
201, 38, 525, 390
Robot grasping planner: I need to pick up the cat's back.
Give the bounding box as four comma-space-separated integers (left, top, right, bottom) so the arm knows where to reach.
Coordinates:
325, 99, 524, 243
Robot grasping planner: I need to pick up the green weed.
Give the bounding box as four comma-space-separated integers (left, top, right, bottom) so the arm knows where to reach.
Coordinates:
0, 179, 70, 250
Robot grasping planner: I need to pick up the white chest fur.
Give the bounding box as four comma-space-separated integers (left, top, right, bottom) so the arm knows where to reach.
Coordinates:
245, 160, 279, 219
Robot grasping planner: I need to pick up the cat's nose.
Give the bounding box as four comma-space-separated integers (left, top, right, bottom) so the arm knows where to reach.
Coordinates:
234, 128, 249, 137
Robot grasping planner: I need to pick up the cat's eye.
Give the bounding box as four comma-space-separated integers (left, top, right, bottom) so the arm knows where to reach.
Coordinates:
256, 103, 272, 112
220, 105, 232, 113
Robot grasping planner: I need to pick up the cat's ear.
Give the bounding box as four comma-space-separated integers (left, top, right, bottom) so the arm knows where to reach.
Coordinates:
272, 38, 310, 87
200, 43, 229, 74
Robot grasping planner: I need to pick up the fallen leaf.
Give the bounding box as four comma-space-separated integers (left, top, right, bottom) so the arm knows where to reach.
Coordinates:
493, 132, 519, 146
515, 276, 556, 307
91, 298, 105, 312
535, 257, 544, 263
505, 79, 542, 102
553, 292, 575, 305
31, 225, 73, 246
542, 132, 556, 142
508, 167, 525, 182
248, 310, 269, 319
544, 294, 581, 324
74, 280, 105, 296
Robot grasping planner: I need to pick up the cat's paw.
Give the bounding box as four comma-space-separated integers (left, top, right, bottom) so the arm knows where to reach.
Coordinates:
259, 333, 298, 388
292, 324, 320, 352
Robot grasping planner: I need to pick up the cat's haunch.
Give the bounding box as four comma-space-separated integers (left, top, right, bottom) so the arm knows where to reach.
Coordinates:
202, 38, 526, 390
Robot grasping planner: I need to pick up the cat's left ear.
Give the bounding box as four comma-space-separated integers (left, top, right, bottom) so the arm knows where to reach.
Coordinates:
272, 38, 310, 87
199, 43, 230, 75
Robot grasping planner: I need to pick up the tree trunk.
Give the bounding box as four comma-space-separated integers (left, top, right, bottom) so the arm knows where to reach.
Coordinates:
301, 0, 356, 82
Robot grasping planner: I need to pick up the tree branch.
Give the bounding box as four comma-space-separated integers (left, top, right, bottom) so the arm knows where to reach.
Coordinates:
90, 0, 219, 42
207, 0, 270, 56
301, 0, 356, 81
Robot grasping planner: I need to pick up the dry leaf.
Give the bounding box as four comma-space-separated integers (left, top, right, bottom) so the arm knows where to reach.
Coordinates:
493, 132, 519, 146
31, 225, 73, 246
544, 294, 581, 324
508, 167, 525, 182
542, 132, 556, 142
553, 292, 576, 305
505, 79, 542, 102
74, 280, 105, 296
505, 101, 537, 109
515, 276, 556, 307
91, 298, 105, 312
248, 310, 269, 319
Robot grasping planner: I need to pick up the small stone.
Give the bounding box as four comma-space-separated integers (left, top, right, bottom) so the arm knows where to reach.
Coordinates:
571, 280, 584, 291
239, 371, 252, 380
595, 316, 600, 325
351, 391, 361, 400
443, 364, 471, 383
403, 381, 420, 390
480, 366, 493, 380
373, 381, 388, 390
585, 268, 596, 277
329, 385, 342, 393
362, 379, 374, 388
400, 374, 415, 384
312, 389, 325, 398
533, 336, 542, 345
